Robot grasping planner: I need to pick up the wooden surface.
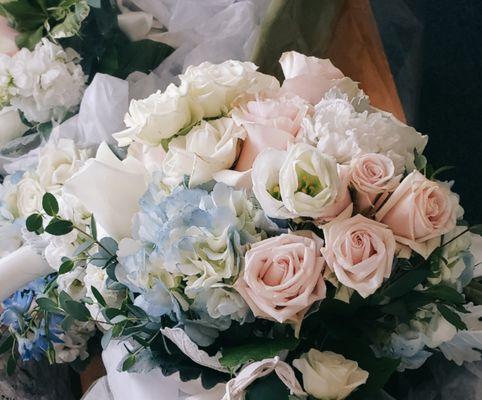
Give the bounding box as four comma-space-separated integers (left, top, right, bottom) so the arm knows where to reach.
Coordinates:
327, 0, 406, 122
79, 0, 405, 395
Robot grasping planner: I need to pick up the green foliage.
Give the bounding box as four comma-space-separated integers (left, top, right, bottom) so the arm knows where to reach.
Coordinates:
437, 304, 467, 330
26, 213, 43, 232
245, 373, 291, 400
42, 192, 59, 216
220, 338, 299, 371
0, 335, 14, 355
0, 0, 90, 50
469, 224, 482, 235
58, 259, 75, 274
59, 0, 174, 81
45, 217, 74, 235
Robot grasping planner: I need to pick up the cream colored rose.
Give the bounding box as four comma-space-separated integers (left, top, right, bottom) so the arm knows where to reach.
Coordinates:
180, 60, 279, 117
235, 232, 326, 335
293, 349, 369, 400
376, 170, 459, 259
37, 138, 90, 192
113, 84, 203, 146
349, 153, 401, 211
162, 117, 245, 187
16, 172, 43, 217
322, 214, 396, 298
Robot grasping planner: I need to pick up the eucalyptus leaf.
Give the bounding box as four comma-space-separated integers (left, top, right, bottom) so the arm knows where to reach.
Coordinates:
383, 268, 430, 299
42, 192, 59, 216
36, 297, 62, 313
91, 285, 107, 307
63, 300, 91, 321
437, 304, 467, 330
220, 338, 298, 370
0, 335, 14, 355
26, 213, 43, 232
45, 218, 74, 235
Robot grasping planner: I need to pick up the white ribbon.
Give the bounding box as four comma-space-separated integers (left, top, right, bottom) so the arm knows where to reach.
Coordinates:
222, 357, 306, 400
0, 246, 52, 302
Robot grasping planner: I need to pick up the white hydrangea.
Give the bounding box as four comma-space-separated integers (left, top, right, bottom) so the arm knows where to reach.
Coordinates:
4, 39, 86, 123
300, 89, 428, 174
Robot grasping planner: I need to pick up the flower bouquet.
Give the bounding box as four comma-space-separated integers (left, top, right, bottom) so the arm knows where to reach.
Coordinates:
1, 49, 482, 400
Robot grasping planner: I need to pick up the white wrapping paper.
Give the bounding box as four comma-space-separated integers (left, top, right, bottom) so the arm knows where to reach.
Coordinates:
0, 246, 52, 302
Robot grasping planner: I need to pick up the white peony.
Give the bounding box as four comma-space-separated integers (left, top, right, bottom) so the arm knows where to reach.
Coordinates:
15, 171, 43, 218
252, 143, 341, 219
0, 106, 29, 146
7, 39, 86, 123
300, 90, 428, 174
162, 117, 245, 187
293, 349, 369, 400
36, 138, 91, 192
180, 60, 279, 117
113, 83, 203, 147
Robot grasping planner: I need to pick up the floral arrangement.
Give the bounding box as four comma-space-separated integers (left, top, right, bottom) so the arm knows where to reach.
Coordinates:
0, 50, 482, 400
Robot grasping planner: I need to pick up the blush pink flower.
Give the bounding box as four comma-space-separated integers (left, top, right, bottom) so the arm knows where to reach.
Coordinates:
349, 153, 401, 212
231, 92, 311, 171
322, 214, 396, 298
235, 232, 326, 335
0, 17, 18, 56
279, 51, 344, 105
376, 170, 459, 259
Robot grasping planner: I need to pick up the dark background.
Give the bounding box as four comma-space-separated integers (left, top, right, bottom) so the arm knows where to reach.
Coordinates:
371, 0, 482, 223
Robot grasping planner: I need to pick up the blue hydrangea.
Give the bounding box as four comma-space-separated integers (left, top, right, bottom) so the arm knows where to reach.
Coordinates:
116, 182, 267, 345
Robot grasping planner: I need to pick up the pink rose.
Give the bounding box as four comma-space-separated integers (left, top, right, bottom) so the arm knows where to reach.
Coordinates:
376, 170, 459, 259
322, 214, 396, 298
349, 153, 401, 212
316, 165, 353, 224
235, 232, 326, 335
0, 17, 18, 56
279, 51, 344, 105
231, 92, 310, 171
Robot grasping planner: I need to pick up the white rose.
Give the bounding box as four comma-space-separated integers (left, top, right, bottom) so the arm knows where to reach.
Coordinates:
300, 90, 428, 174
37, 138, 91, 191
162, 117, 245, 187
44, 234, 77, 270
113, 84, 203, 147
16, 172, 43, 217
57, 266, 87, 301
280, 143, 340, 218
180, 60, 279, 117
0, 106, 29, 146
293, 349, 369, 400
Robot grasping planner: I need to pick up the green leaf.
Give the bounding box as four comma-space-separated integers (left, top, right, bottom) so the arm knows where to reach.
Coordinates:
42, 193, 59, 216
91, 285, 107, 307
245, 373, 290, 400
430, 165, 454, 180
220, 338, 298, 370
6, 354, 17, 375
59, 290, 74, 310
122, 354, 136, 371
0, 335, 14, 355
437, 304, 467, 330
103, 307, 124, 320
26, 213, 43, 232
45, 218, 74, 235
63, 300, 91, 322
59, 259, 75, 275
424, 284, 465, 304
15, 25, 44, 50
36, 297, 61, 313
469, 224, 482, 236
88, 0, 101, 8
383, 268, 430, 299
61, 316, 75, 331
90, 214, 98, 240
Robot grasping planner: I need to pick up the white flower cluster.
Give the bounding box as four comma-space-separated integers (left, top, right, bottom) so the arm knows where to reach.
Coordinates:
0, 39, 86, 123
